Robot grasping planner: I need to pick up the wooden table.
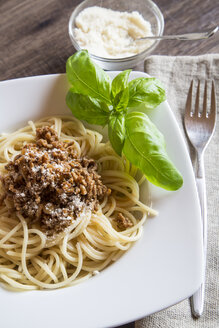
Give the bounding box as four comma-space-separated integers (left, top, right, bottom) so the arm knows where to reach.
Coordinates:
0, 1, 218, 327
0, 0, 218, 80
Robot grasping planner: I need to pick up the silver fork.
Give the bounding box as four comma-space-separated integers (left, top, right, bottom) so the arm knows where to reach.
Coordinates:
184, 80, 217, 318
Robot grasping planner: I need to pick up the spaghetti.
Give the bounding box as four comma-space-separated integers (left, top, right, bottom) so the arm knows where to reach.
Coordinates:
0, 116, 156, 291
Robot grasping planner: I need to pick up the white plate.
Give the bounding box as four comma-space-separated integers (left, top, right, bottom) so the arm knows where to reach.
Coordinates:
0, 72, 203, 328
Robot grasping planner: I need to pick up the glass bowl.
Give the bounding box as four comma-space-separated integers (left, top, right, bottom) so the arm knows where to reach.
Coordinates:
68, 0, 164, 70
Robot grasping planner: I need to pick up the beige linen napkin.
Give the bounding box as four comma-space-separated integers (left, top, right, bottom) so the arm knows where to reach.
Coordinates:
136, 55, 219, 328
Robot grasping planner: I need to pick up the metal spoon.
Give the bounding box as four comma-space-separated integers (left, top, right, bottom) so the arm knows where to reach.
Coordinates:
135, 26, 218, 41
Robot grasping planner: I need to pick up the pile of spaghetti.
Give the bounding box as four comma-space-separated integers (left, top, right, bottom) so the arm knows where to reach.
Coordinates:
0, 116, 156, 291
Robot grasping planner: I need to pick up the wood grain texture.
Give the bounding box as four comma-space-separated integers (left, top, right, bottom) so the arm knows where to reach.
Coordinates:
0, 0, 218, 80
153, 0, 219, 55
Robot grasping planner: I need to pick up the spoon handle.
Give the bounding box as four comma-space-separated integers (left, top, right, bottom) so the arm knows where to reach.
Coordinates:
137, 26, 218, 41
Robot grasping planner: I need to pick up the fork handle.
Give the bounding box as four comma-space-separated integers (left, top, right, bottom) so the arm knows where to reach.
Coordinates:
190, 153, 207, 318
190, 282, 205, 317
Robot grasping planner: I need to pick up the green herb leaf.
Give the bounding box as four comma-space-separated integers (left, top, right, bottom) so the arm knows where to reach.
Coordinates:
66, 50, 112, 105
111, 70, 131, 98
113, 87, 129, 112
128, 77, 166, 110
108, 113, 126, 155
111, 70, 131, 112
66, 89, 110, 126
123, 112, 183, 190
65, 51, 182, 191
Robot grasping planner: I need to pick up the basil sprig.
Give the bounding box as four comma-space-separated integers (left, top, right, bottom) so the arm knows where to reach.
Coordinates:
66, 50, 183, 191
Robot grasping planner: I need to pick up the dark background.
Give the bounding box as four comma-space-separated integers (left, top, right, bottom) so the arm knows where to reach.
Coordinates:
0, 0, 218, 327
0, 0, 218, 81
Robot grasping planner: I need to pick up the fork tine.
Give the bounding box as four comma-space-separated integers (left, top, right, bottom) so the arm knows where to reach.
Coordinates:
202, 80, 208, 118
194, 80, 200, 117
210, 81, 216, 121
185, 80, 193, 119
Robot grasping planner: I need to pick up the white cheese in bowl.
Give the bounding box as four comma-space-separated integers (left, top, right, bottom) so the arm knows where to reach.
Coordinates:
73, 6, 154, 59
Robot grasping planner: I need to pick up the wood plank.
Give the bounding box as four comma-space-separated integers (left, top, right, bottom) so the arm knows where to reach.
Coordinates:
0, 0, 218, 80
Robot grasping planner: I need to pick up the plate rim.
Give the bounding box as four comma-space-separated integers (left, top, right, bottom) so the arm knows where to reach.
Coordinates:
0, 72, 203, 328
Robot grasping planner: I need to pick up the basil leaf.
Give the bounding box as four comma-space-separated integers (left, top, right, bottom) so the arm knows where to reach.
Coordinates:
123, 112, 183, 190
66, 89, 110, 126
66, 50, 112, 105
111, 70, 131, 112
108, 113, 126, 155
113, 87, 129, 112
128, 77, 166, 110
111, 70, 131, 98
